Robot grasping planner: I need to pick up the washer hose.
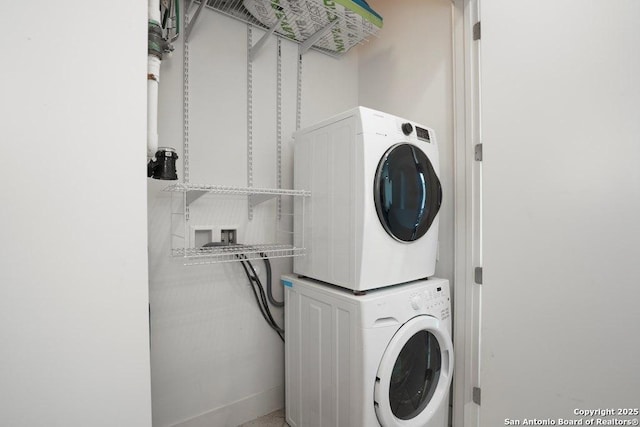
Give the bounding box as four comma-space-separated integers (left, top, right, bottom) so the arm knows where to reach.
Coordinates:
260, 253, 283, 307
202, 242, 284, 340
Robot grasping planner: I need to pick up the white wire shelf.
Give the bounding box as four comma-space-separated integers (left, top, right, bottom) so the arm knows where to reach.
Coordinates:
164, 182, 310, 206
191, 0, 382, 56
164, 182, 310, 196
173, 243, 306, 265
166, 183, 308, 265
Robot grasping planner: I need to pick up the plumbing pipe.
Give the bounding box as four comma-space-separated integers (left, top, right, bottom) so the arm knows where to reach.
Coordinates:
147, 56, 160, 158
149, 0, 160, 23
148, 0, 161, 160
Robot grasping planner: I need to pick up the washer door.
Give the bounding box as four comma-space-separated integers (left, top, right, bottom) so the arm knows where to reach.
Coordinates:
374, 315, 453, 427
374, 143, 442, 242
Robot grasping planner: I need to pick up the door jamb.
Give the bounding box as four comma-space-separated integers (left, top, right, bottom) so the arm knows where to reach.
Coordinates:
451, 0, 481, 425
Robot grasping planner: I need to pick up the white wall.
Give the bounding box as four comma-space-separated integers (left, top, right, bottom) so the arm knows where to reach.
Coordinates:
358, 0, 455, 283
0, 2, 151, 426
481, 1, 640, 425
148, 9, 358, 426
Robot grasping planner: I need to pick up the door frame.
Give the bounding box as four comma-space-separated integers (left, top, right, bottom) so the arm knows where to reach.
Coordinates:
451, 0, 481, 426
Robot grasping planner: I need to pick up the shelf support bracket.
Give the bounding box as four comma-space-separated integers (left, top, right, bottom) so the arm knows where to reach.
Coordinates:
299, 20, 339, 55
249, 193, 278, 207
249, 15, 285, 62
185, 0, 207, 42
186, 190, 208, 206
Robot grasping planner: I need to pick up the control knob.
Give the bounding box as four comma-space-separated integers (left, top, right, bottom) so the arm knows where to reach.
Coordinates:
410, 295, 422, 310
401, 122, 414, 135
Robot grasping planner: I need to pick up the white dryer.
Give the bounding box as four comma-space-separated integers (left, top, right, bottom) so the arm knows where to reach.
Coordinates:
283, 274, 453, 427
293, 106, 442, 291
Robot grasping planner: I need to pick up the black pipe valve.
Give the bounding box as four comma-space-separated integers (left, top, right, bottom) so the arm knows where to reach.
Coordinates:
147, 147, 178, 180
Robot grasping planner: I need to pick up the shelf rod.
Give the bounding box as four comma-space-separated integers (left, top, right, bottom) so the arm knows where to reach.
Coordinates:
249, 15, 285, 62
276, 37, 282, 221
185, 0, 207, 42
247, 25, 254, 220
299, 20, 339, 55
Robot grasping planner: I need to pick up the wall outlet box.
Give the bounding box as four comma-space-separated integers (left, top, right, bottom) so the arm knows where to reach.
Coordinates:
190, 225, 239, 247
190, 226, 215, 248
220, 229, 237, 244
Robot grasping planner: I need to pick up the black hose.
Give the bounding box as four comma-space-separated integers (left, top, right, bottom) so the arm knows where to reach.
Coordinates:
260, 253, 283, 307
202, 243, 284, 341
238, 259, 272, 324
238, 257, 284, 341
243, 256, 284, 334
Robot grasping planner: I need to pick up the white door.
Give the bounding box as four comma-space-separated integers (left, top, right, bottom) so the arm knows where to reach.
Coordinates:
480, 1, 640, 425
374, 315, 453, 426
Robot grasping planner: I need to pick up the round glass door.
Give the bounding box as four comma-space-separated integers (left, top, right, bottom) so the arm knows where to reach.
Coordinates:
389, 330, 441, 419
374, 316, 453, 427
374, 144, 442, 242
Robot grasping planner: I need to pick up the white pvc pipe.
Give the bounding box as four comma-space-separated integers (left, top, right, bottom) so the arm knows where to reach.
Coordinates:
148, 0, 161, 159
149, 0, 161, 25
147, 56, 160, 159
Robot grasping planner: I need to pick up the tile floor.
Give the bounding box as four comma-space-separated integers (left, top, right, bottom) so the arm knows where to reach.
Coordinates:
239, 409, 288, 427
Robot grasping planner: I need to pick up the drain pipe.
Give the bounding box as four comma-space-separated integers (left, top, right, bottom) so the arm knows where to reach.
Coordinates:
148, 0, 161, 159
147, 0, 179, 180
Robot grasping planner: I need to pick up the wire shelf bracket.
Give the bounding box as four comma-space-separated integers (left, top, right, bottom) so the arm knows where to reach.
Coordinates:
185, 0, 207, 42
185, 190, 208, 205
298, 20, 339, 55
249, 15, 284, 61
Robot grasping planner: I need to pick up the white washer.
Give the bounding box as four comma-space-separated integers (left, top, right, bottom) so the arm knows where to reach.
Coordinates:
283, 274, 453, 427
293, 106, 442, 291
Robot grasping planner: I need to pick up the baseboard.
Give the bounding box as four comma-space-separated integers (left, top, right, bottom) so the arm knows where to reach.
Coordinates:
171, 385, 284, 427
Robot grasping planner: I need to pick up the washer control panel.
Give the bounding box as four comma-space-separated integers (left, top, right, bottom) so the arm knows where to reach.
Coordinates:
408, 286, 450, 319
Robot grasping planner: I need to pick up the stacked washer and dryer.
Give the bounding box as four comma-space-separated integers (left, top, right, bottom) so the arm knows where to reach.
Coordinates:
283, 107, 453, 427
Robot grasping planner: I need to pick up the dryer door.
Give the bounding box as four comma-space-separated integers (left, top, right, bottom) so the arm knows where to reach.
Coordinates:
374, 315, 453, 427
374, 143, 442, 242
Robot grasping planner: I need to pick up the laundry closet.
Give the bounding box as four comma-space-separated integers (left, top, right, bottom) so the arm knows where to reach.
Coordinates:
146, 0, 640, 426
4, 1, 639, 427
148, 1, 455, 425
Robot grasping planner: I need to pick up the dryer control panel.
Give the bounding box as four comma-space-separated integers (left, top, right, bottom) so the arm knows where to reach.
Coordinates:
399, 121, 431, 142
416, 126, 431, 142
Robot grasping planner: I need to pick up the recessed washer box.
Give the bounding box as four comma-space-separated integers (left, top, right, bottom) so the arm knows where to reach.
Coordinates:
190, 225, 239, 247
